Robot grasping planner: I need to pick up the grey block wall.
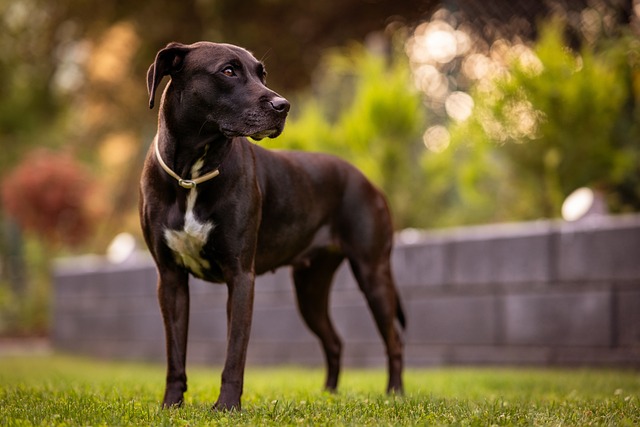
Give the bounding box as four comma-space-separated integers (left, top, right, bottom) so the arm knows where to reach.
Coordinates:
52, 214, 640, 367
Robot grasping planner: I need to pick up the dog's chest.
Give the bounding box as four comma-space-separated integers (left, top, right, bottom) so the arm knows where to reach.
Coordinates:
163, 157, 215, 278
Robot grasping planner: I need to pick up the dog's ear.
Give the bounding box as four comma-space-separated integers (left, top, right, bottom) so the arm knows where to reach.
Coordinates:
147, 42, 190, 109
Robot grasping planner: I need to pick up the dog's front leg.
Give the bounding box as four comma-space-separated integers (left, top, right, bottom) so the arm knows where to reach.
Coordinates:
214, 271, 255, 411
157, 267, 190, 408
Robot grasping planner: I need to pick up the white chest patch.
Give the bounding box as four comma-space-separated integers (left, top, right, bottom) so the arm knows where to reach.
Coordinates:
163, 155, 215, 278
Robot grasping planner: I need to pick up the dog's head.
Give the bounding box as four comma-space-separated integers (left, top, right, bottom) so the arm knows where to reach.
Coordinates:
147, 41, 290, 140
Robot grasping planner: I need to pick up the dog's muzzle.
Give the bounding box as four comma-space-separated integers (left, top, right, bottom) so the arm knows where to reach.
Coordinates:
219, 96, 290, 140
248, 96, 290, 140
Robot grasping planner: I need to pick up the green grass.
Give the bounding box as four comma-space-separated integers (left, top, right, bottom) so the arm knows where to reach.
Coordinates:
0, 355, 639, 426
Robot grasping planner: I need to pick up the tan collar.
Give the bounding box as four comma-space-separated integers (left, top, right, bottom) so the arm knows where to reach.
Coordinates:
154, 138, 220, 189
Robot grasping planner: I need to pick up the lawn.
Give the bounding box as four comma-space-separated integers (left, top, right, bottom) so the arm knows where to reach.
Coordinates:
0, 355, 639, 426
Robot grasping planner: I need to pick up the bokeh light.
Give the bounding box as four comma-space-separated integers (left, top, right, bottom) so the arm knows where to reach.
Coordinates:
422, 125, 450, 153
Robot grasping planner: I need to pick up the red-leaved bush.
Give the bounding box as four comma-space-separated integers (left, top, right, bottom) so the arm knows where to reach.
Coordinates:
1, 149, 100, 247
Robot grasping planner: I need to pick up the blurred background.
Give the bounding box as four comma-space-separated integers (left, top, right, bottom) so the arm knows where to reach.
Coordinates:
0, 0, 639, 338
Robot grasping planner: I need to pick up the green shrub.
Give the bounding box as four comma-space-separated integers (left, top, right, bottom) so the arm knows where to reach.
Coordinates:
436, 21, 640, 223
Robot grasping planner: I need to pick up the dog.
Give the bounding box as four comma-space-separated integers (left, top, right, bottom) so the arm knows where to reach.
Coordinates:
140, 41, 405, 410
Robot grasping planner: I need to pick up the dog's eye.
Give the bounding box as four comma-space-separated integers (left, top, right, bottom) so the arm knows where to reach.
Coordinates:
221, 66, 236, 77
257, 64, 267, 82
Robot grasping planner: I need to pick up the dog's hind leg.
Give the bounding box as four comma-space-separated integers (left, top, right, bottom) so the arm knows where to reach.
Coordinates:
292, 251, 345, 392
338, 182, 405, 394
349, 255, 404, 394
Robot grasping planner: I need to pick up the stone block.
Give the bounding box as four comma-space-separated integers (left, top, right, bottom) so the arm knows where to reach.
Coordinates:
553, 347, 640, 366
332, 301, 380, 342
51, 313, 81, 350
450, 223, 553, 286
343, 342, 387, 367
99, 266, 157, 296
255, 268, 293, 292
504, 291, 612, 346
123, 310, 164, 340
404, 344, 448, 366
189, 306, 228, 341
332, 263, 357, 291
392, 240, 447, 288
250, 305, 314, 343
617, 290, 640, 347
247, 340, 324, 366
54, 262, 157, 297
406, 295, 499, 345
187, 339, 228, 365
558, 217, 640, 281
449, 345, 553, 365
246, 342, 324, 366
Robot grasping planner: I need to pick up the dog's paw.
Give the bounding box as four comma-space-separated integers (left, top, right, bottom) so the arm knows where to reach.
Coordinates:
162, 390, 185, 409
387, 382, 404, 396
212, 397, 241, 412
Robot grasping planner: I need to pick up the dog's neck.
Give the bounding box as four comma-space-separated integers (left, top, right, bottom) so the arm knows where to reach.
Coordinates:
157, 95, 233, 180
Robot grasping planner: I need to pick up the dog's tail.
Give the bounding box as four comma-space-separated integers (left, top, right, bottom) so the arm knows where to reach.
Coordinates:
396, 295, 406, 330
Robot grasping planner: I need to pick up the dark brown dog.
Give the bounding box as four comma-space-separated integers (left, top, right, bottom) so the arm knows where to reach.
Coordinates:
140, 41, 405, 410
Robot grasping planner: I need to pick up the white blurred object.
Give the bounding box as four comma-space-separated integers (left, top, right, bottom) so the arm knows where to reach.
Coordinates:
397, 228, 425, 245
562, 187, 608, 222
107, 232, 137, 263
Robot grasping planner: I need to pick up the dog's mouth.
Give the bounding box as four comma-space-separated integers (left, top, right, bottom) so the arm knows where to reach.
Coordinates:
220, 127, 282, 140
249, 128, 282, 141
220, 120, 286, 140
218, 109, 287, 141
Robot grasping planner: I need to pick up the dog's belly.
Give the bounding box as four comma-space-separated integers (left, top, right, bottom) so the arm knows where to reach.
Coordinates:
255, 223, 340, 273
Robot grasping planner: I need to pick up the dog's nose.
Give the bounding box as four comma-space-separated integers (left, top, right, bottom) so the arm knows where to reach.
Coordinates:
269, 97, 290, 114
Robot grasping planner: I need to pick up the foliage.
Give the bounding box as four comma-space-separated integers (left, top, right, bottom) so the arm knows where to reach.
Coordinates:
272, 44, 429, 229
0, 0, 433, 258
1, 356, 639, 426
421, 21, 640, 226
0, 148, 96, 335
1, 149, 102, 248
0, 1, 432, 336
0, 237, 50, 335
273, 20, 640, 230
0, 0, 639, 337
0, 149, 101, 336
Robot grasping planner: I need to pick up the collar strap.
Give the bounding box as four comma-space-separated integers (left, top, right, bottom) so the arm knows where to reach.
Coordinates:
154, 138, 220, 189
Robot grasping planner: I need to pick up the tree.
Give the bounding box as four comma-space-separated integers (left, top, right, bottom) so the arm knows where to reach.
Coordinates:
1, 149, 101, 248
424, 20, 640, 225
